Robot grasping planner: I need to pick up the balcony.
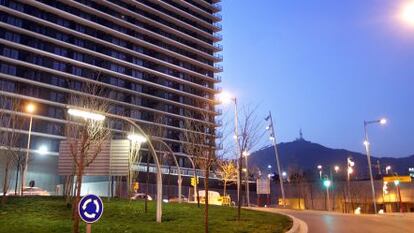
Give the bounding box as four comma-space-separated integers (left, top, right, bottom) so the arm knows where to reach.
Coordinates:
214, 64, 223, 72
213, 13, 222, 21
213, 22, 222, 30
215, 119, 223, 127
214, 75, 222, 82
212, 3, 222, 11
214, 43, 223, 51
214, 53, 223, 61
213, 32, 223, 41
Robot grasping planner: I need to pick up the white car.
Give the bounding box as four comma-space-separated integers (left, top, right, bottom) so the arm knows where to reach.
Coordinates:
7, 187, 50, 196
130, 193, 152, 201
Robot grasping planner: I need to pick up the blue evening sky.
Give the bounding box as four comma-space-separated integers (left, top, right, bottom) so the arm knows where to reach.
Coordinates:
219, 0, 414, 157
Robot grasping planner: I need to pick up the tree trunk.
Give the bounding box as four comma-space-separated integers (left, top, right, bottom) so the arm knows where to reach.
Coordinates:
223, 180, 227, 196
14, 160, 20, 195
204, 168, 209, 233
72, 164, 83, 233
2, 164, 10, 205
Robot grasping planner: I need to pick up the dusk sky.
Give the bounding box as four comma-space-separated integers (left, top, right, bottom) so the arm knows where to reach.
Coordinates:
220, 0, 414, 157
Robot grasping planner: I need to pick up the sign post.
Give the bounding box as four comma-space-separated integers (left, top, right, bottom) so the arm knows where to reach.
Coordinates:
78, 194, 104, 233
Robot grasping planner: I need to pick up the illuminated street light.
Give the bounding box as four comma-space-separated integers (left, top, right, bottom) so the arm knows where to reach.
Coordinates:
26, 103, 36, 113
363, 118, 388, 214
242, 168, 247, 173
21, 103, 36, 195
37, 145, 48, 155
127, 133, 147, 143
317, 165, 322, 170
68, 108, 105, 121
282, 171, 287, 177
334, 166, 340, 173
317, 165, 323, 179
386, 165, 391, 175
242, 151, 250, 157
267, 165, 272, 169
323, 178, 332, 211
323, 179, 331, 188
401, 1, 414, 26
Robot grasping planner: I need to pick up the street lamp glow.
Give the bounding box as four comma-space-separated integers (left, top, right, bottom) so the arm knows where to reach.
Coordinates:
282, 171, 287, 177
385, 165, 391, 174
317, 165, 322, 170
323, 179, 331, 188
401, 2, 414, 26
347, 167, 354, 175
127, 134, 147, 143
379, 118, 387, 125
242, 151, 250, 157
267, 165, 272, 169
394, 180, 400, 186
68, 109, 105, 121
334, 166, 340, 173
269, 136, 275, 141
363, 140, 369, 146
26, 103, 35, 113
216, 91, 234, 104
242, 168, 247, 173
37, 145, 48, 155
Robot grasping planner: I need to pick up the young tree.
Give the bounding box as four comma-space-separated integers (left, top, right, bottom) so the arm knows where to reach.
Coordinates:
216, 159, 237, 196
65, 83, 110, 233
236, 105, 266, 218
0, 97, 24, 205
182, 110, 215, 233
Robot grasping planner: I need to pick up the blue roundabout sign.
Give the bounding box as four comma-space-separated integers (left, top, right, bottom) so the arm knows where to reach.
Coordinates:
78, 194, 104, 224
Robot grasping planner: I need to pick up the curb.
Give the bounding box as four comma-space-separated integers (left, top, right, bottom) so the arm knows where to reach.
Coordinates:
246, 207, 308, 233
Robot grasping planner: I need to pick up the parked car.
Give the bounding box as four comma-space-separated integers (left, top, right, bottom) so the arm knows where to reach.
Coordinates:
168, 195, 188, 203
7, 187, 50, 196
130, 193, 152, 201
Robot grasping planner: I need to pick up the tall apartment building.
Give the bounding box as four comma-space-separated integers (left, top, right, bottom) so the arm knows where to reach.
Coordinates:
0, 0, 222, 192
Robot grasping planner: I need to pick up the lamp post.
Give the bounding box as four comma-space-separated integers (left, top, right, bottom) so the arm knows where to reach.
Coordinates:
317, 165, 323, 180
68, 107, 163, 222
243, 150, 250, 207
21, 103, 35, 195
217, 92, 243, 214
265, 111, 286, 207
347, 157, 355, 212
385, 165, 391, 175
323, 178, 332, 211
363, 118, 387, 214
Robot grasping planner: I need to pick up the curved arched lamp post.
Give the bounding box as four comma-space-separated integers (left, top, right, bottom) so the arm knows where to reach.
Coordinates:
152, 138, 183, 203
67, 107, 163, 223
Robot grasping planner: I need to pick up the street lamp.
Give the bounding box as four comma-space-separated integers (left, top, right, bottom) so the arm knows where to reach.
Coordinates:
37, 145, 48, 155
242, 150, 251, 206
67, 108, 105, 121
217, 91, 244, 213
323, 178, 332, 211
21, 103, 36, 195
127, 133, 147, 143
363, 117, 387, 214
400, 1, 414, 26
385, 165, 391, 175
334, 166, 340, 173
265, 111, 286, 207
317, 165, 323, 179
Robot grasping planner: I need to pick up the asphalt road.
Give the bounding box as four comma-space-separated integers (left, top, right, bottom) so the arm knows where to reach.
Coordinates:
251, 208, 414, 233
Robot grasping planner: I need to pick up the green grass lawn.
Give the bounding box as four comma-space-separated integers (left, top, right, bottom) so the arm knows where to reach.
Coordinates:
0, 197, 292, 233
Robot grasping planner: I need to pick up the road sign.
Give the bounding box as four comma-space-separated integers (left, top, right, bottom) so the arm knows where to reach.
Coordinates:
383, 176, 412, 183
256, 178, 270, 195
78, 194, 104, 224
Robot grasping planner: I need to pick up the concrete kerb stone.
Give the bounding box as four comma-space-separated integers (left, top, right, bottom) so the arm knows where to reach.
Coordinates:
246, 207, 308, 233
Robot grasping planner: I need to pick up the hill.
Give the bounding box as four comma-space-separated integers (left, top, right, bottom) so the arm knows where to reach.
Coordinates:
248, 138, 414, 179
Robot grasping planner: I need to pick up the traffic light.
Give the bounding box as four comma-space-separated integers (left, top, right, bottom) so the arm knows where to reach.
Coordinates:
191, 177, 199, 186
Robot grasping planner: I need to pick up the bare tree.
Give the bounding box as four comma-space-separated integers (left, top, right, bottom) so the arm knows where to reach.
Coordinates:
236, 105, 266, 219
182, 110, 215, 233
65, 83, 111, 233
0, 97, 24, 205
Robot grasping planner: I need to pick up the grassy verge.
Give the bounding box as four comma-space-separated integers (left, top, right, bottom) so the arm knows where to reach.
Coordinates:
0, 197, 292, 233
